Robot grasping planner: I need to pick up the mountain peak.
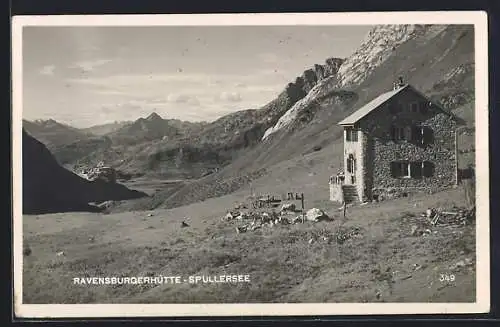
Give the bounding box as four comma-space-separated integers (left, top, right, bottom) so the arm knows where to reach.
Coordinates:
146, 112, 163, 121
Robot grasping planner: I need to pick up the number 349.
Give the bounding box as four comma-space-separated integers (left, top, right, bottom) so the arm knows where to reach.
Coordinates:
439, 274, 456, 282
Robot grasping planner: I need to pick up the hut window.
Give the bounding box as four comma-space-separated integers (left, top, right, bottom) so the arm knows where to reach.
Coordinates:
410, 102, 419, 113
391, 161, 411, 178
345, 128, 358, 142
391, 126, 406, 141
409, 125, 434, 145
391, 161, 434, 178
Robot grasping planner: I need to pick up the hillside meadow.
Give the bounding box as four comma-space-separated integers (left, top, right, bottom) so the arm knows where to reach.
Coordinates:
23, 184, 475, 304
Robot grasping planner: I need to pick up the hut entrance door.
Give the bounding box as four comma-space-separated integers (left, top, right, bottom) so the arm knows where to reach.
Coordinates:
346, 154, 356, 185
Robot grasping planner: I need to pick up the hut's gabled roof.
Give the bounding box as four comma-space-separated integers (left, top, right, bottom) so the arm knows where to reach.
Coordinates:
338, 84, 465, 126
338, 85, 409, 126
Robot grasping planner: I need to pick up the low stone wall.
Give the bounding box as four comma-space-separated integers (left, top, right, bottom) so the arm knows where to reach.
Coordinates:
372, 185, 445, 201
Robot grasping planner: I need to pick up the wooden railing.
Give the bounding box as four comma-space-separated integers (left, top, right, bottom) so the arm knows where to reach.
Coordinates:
329, 174, 345, 185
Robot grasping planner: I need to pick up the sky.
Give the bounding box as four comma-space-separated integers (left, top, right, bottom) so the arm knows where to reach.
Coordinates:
22, 25, 372, 128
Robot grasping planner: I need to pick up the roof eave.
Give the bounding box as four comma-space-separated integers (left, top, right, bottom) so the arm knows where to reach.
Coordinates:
338, 121, 356, 126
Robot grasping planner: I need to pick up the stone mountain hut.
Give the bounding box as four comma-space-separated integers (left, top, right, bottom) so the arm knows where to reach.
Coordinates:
330, 79, 466, 204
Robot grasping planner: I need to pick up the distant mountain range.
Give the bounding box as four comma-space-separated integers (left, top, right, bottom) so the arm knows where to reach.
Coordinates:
80, 121, 132, 136
106, 112, 206, 145
23, 24, 476, 212
22, 119, 92, 149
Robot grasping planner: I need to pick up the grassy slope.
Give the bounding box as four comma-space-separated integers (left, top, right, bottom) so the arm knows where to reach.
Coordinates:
23, 186, 475, 303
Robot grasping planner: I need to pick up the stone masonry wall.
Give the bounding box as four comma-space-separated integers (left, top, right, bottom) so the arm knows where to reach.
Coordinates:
361, 130, 374, 201
356, 130, 367, 202
359, 87, 459, 198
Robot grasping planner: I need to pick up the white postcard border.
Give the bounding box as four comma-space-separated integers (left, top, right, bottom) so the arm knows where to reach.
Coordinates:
12, 11, 490, 317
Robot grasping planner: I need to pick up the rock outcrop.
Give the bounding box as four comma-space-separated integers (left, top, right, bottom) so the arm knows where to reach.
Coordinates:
336, 25, 440, 88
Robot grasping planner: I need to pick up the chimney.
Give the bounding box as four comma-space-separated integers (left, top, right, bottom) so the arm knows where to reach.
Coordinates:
398, 76, 405, 87
393, 76, 405, 90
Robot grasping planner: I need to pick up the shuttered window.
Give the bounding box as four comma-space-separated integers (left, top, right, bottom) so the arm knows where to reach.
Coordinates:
391, 161, 410, 178
410, 102, 419, 113
422, 161, 435, 177
390, 161, 434, 178
421, 126, 434, 145
392, 124, 433, 146
391, 126, 405, 141
410, 162, 423, 179
411, 125, 422, 143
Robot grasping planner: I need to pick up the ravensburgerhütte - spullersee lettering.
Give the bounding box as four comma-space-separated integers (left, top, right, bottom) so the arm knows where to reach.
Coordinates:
73, 275, 251, 285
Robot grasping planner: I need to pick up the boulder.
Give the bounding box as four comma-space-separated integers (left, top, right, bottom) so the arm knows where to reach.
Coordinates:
261, 212, 271, 222
306, 208, 329, 222
96, 200, 114, 209
280, 203, 296, 212
236, 212, 248, 220
224, 212, 234, 221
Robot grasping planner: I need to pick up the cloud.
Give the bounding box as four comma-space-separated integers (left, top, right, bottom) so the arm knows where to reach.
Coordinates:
69, 73, 213, 90
71, 59, 113, 72
62, 71, 288, 124
167, 93, 200, 106
258, 53, 280, 64
208, 80, 224, 88
77, 44, 101, 55
219, 91, 242, 102
39, 65, 55, 76
69, 71, 287, 94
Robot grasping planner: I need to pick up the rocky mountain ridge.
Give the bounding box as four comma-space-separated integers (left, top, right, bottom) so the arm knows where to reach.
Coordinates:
263, 24, 455, 140
81, 120, 133, 136
22, 119, 92, 150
